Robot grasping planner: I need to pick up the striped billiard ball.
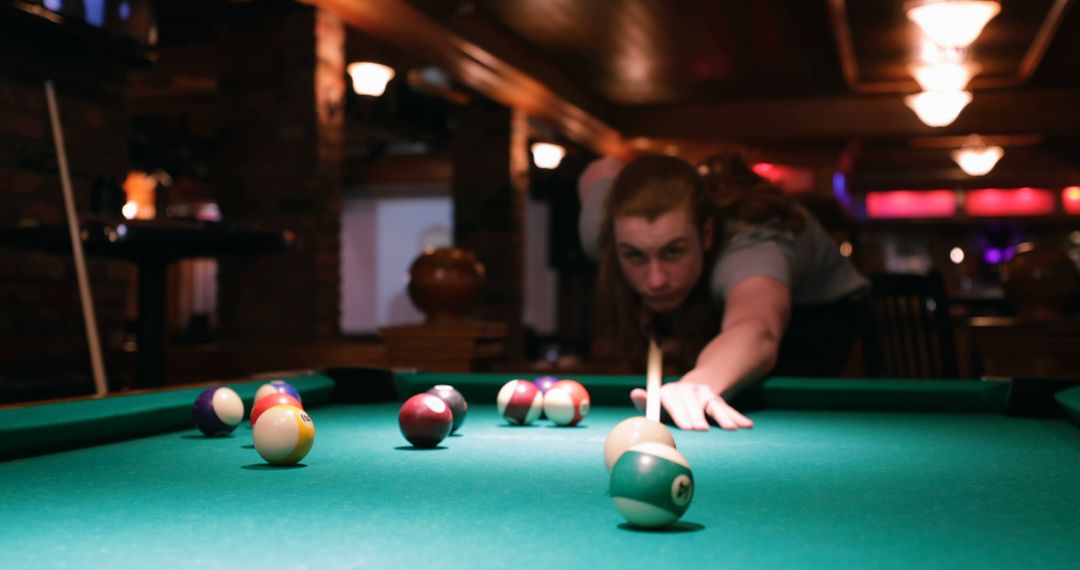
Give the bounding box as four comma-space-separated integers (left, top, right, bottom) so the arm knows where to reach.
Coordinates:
425, 384, 468, 433
399, 393, 453, 448
609, 442, 694, 529
250, 393, 303, 427
542, 379, 590, 426
253, 404, 315, 466
192, 387, 244, 436
255, 380, 301, 404
497, 379, 543, 425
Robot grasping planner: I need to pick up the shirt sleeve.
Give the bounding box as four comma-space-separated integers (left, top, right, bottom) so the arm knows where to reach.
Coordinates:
711, 225, 796, 300
578, 177, 611, 262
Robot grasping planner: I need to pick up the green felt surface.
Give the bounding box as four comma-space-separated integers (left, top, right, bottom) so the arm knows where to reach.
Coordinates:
1, 402, 1078, 569
0, 374, 334, 459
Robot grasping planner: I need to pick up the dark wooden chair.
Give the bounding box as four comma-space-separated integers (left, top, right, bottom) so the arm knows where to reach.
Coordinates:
863, 271, 959, 379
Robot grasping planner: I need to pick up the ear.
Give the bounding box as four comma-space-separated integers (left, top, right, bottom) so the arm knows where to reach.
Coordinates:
702, 216, 715, 251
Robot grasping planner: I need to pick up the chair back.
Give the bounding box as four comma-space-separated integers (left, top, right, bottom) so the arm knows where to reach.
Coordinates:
863, 271, 958, 378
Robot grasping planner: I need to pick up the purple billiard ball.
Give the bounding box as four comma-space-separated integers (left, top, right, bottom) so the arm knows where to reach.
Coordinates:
532, 376, 558, 394
192, 387, 244, 436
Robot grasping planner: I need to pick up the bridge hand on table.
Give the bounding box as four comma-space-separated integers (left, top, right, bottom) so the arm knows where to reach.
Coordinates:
630, 383, 754, 431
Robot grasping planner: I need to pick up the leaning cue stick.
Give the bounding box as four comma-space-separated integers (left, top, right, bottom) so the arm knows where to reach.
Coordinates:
45, 81, 108, 397
646, 337, 662, 422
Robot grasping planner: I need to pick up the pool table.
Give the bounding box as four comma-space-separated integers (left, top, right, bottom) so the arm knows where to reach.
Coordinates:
2, 369, 1079, 569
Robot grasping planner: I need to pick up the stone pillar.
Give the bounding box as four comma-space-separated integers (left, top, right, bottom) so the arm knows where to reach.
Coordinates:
216, 1, 345, 342
451, 100, 528, 359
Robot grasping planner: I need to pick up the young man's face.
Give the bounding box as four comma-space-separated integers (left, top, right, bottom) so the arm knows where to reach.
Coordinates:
613, 204, 712, 313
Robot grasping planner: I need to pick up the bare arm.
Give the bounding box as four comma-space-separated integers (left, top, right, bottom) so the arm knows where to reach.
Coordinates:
694, 275, 792, 396
631, 275, 792, 430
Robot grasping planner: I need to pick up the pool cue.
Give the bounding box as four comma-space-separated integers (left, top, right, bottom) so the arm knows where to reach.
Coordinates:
646, 337, 662, 422
45, 81, 108, 397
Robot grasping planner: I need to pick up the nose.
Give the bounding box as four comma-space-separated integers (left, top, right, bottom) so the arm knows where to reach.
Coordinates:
646, 260, 667, 290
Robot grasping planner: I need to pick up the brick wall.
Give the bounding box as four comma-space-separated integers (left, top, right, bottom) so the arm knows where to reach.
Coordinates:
451, 101, 527, 358
0, 21, 132, 383
216, 1, 344, 342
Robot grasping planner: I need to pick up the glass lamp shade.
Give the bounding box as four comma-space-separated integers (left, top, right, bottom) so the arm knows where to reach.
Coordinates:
951, 136, 1004, 176
531, 142, 566, 169
906, 0, 1001, 48
347, 62, 395, 96
904, 90, 972, 127
909, 59, 981, 92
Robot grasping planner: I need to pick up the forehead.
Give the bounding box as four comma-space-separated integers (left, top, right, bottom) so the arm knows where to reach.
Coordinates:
613, 206, 696, 249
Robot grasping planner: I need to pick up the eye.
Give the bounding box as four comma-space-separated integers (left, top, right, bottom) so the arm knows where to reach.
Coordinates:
660, 245, 685, 261
620, 249, 647, 265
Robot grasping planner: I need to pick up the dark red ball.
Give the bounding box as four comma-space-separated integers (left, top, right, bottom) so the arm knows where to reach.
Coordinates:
399, 393, 453, 448
426, 384, 468, 433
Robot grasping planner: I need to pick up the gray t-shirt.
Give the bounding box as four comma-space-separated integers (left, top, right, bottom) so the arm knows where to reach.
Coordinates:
579, 182, 869, 307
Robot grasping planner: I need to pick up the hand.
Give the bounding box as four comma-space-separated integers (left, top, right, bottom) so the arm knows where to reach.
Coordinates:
630, 380, 754, 431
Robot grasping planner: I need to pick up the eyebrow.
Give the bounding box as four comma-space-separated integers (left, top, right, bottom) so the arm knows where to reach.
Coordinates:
617, 237, 689, 252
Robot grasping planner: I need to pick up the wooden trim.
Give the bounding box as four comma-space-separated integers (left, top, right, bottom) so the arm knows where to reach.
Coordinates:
828, 0, 1074, 93
303, 0, 629, 158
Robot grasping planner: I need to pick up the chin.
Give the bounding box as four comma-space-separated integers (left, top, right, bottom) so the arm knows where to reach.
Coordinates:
644, 298, 681, 313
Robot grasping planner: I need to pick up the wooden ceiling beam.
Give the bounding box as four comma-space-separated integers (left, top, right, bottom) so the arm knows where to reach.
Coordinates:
302, 0, 629, 158
617, 88, 1080, 141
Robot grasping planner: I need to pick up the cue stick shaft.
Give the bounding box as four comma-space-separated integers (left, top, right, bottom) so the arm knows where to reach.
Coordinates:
646, 337, 661, 422
45, 81, 109, 397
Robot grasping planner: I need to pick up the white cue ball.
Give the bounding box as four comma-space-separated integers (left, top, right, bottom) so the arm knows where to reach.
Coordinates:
603, 416, 676, 471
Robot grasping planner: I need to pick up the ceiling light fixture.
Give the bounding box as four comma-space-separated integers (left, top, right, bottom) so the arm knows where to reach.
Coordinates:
905, 0, 1001, 48
531, 142, 566, 170
904, 90, 972, 127
909, 59, 981, 92
951, 135, 1004, 176
347, 62, 396, 96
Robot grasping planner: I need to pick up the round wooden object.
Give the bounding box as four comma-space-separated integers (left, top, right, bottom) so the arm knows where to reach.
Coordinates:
407, 247, 486, 322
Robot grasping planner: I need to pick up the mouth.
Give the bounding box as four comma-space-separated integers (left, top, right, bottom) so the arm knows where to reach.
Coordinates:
644, 294, 679, 310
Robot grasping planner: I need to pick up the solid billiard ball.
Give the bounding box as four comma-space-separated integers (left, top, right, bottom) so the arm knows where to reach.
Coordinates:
399, 393, 453, 448
603, 416, 675, 471
496, 379, 543, 425
542, 379, 590, 426
254, 380, 301, 404
426, 384, 468, 433
532, 376, 558, 394
253, 404, 315, 466
192, 387, 244, 436
250, 393, 303, 427
609, 442, 694, 528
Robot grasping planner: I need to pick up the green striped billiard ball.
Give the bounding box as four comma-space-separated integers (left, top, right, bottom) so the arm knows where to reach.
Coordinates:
609, 442, 694, 528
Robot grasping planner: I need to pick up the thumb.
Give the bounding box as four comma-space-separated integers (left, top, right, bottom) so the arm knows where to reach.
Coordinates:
630, 388, 647, 412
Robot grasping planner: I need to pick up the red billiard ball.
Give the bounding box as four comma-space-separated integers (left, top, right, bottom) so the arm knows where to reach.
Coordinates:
399, 393, 453, 448
497, 379, 543, 425
250, 393, 302, 427
543, 379, 590, 426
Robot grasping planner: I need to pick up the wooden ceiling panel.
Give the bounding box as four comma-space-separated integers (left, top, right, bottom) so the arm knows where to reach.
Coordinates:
440, 0, 845, 105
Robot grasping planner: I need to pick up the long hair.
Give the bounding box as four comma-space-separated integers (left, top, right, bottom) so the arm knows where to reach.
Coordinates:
593, 151, 803, 372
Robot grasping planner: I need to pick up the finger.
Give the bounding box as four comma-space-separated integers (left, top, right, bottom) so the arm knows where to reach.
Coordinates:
709, 399, 754, 430
661, 389, 697, 431
728, 406, 754, 429
630, 388, 647, 412
683, 386, 711, 431
708, 400, 740, 430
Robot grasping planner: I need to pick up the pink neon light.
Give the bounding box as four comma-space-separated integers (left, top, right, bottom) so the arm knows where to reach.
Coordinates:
866, 190, 956, 219
966, 188, 1056, 217
752, 163, 776, 177
1064, 187, 1080, 215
